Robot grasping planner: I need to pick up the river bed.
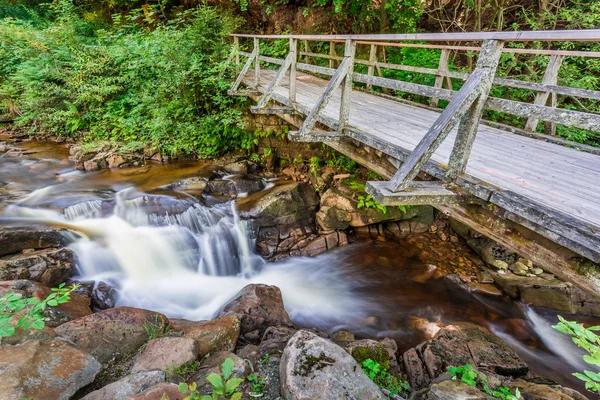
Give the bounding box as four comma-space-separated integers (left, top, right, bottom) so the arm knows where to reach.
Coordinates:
0, 136, 593, 392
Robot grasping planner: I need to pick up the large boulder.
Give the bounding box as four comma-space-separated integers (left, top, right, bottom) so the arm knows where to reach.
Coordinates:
342, 339, 390, 370
0, 247, 75, 286
54, 306, 169, 364
205, 176, 265, 196
280, 330, 386, 400
426, 380, 487, 399
81, 371, 165, 400
219, 284, 293, 340
0, 228, 68, 257
236, 182, 319, 226
508, 380, 588, 400
182, 315, 240, 358
132, 337, 199, 373
0, 339, 101, 400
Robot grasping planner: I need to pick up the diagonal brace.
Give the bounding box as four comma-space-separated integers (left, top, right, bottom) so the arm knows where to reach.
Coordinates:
252, 51, 294, 110
228, 46, 258, 95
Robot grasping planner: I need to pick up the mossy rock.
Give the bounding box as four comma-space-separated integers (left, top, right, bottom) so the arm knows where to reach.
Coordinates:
344, 339, 390, 370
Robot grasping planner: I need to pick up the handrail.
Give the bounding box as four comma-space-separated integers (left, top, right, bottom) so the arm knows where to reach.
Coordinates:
231, 29, 600, 42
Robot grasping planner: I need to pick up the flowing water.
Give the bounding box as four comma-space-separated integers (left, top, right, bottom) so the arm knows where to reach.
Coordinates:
0, 137, 594, 391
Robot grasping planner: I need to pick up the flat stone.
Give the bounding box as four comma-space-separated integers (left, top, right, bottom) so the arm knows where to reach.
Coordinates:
82, 371, 165, 400
132, 337, 199, 373
0, 247, 75, 286
0, 228, 67, 257
427, 380, 487, 399
129, 383, 184, 400
182, 315, 240, 358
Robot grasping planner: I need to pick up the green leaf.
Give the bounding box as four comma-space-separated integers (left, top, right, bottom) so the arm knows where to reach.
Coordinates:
222, 357, 234, 380
47, 300, 58, 307
205, 373, 224, 392
178, 382, 189, 394
32, 320, 45, 330
230, 393, 242, 400
225, 378, 243, 394
0, 325, 15, 337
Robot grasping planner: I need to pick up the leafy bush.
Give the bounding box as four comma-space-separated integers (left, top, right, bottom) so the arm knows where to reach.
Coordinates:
0, 282, 79, 337
178, 357, 243, 400
361, 358, 410, 398
448, 364, 521, 400
553, 316, 600, 393
0, 1, 246, 158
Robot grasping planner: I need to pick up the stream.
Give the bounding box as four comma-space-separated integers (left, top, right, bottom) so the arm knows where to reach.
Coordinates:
0, 137, 592, 392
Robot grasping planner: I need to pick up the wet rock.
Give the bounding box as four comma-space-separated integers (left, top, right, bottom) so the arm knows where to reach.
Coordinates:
107, 154, 126, 169
219, 284, 293, 339
404, 347, 431, 391
331, 330, 355, 343
92, 281, 118, 310
0, 247, 75, 286
82, 371, 166, 400
132, 337, 199, 373
236, 344, 259, 364
224, 161, 248, 175
258, 325, 298, 357
490, 259, 509, 270
508, 380, 587, 400
258, 354, 283, 400
0, 338, 101, 400
54, 306, 169, 364
426, 380, 487, 399
412, 323, 528, 380
0, 228, 68, 257
237, 182, 319, 226
129, 383, 184, 400
192, 351, 250, 387
509, 261, 529, 276
182, 315, 240, 358
280, 330, 386, 400
205, 176, 264, 196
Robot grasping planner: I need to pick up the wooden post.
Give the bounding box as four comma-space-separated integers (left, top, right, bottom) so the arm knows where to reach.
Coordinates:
339, 39, 356, 133
303, 40, 310, 63
289, 38, 297, 104
430, 49, 450, 107
525, 54, 564, 134
367, 44, 377, 91
446, 40, 505, 181
234, 36, 240, 75
254, 37, 260, 88
329, 42, 337, 69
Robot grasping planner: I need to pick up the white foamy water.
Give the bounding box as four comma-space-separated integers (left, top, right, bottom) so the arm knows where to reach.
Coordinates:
4, 190, 371, 328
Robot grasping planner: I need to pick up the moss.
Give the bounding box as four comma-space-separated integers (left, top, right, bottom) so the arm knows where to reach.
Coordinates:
294, 352, 336, 377
351, 345, 389, 371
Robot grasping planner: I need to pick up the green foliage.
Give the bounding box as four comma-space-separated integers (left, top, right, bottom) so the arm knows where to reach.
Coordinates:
357, 194, 387, 214
309, 156, 321, 174
178, 358, 243, 400
0, 283, 79, 337
360, 358, 410, 398
143, 313, 168, 340
247, 373, 266, 397
0, 1, 246, 157
167, 361, 201, 381
448, 364, 521, 399
553, 316, 600, 393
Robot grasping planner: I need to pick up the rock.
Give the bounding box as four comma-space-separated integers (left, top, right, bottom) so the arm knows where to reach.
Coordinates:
331, 330, 355, 343
54, 306, 169, 364
258, 325, 298, 357
192, 351, 250, 387
490, 259, 509, 270
403, 347, 431, 390
205, 176, 264, 196
182, 315, 240, 358
236, 344, 259, 363
280, 330, 386, 400
129, 383, 184, 400
412, 323, 528, 380
107, 154, 126, 169
380, 338, 398, 358
237, 182, 319, 226
426, 380, 487, 399
219, 284, 293, 338
508, 380, 587, 400
224, 161, 248, 175
132, 337, 199, 373
82, 371, 166, 400
258, 354, 283, 400
0, 339, 101, 400
509, 261, 529, 276
0, 247, 75, 286
343, 339, 390, 369
92, 281, 118, 310
531, 268, 544, 275
0, 228, 68, 257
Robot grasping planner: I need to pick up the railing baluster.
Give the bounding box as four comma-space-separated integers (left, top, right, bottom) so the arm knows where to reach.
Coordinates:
253, 37, 260, 88
234, 36, 240, 75
329, 41, 337, 69
525, 54, 564, 134
339, 40, 356, 133
367, 44, 377, 92
431, 49, 450, 107
303, 40, 310, 63
289, 38, 297, 104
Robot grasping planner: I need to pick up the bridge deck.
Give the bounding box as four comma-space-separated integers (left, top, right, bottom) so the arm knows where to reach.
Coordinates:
245, 70, 600, 261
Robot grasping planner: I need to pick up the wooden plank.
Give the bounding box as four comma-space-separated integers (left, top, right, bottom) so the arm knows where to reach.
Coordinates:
338, 40, 356, 133
289, 38, 297, 103
289, 131, 346, 142
525, 55, 564, 132
231, 29, 600, 42
366, 180, 475, 205
431, 49, 450, 108
250, 106, 295, 114
367, 44, 377, 91
229, 47, 257, 93
254, 52, 294, 109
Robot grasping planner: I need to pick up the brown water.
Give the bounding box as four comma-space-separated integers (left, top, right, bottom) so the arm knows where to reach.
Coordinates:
0, 136, 595, 393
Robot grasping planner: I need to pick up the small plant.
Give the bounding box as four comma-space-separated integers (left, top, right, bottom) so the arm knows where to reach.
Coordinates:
361, 358, 410, 398
309, 156, 321, 174
143, 313, 168, 340
167, 361, 201, 381
178, 358, 243, 400
0, 283, 80, 337
259, 353, 270, 366
262, 148, 274, 160
553, 316, 600, 393
448, 364, 520, 399
357, 194, 387, 214
247, 373, 266, 397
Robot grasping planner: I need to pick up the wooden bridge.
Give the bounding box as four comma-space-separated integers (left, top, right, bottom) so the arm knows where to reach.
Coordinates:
226, 30, 600, 280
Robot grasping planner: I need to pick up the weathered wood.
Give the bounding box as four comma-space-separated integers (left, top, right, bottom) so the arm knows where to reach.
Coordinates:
289, 38, 297, 103
431, 49, 450, 108
525, 55, 564, 132
234, 36, 240, 74
289, 131, 346, 142
250, 106, 295, 114
366, 181, 475, 205
386, 69, 486, 192
446, 40, 504, 181
329, 42, 336, 69
338, 40, 356, 133
303, 40, 310, 63
229, 47, 258, 94
253, 37, 260, 87
254, 52, 294, 109
367, 44, 377, 91
231, 29, 600, 42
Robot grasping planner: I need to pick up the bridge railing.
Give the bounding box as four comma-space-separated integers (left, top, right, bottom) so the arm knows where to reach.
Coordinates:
227, 30, 600, 193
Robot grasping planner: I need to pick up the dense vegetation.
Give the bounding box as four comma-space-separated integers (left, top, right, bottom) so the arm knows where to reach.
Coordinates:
0, 0, 598, 156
